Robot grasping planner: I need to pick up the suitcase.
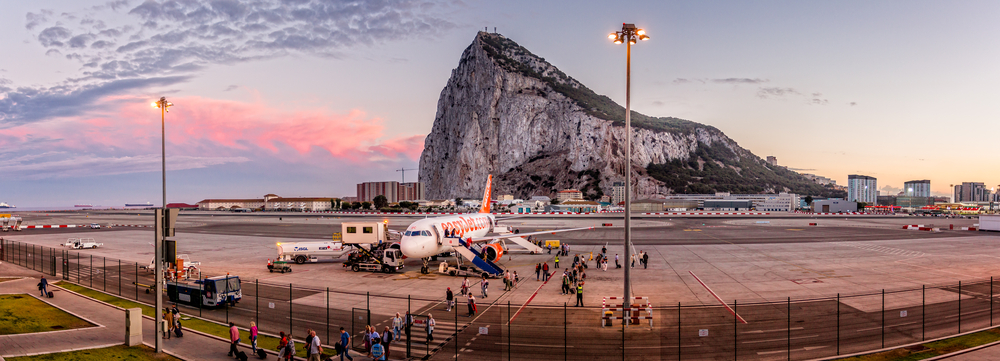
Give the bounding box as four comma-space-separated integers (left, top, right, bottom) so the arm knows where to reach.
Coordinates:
174, 327, 182, 337
236, 350, 248, 361
256, 348, 267, 359
47, 291, 54, 298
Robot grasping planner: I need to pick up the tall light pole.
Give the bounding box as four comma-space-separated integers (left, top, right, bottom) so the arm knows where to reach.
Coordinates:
609, 23, 648, 324
151, 97, 173, 353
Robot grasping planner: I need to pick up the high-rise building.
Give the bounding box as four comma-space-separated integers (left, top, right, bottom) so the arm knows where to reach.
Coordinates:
766, 156, 778, 166
357, 181, 399, 203
611, 182, 626, 205
557, 189, 583, 202
847, 175, 877, 204
398, 182, 425, 202
954, 182, 989, 203
903, 180, 931, 198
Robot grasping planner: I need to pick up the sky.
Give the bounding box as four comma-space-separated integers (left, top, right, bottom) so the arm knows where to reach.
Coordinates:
1, 0, 998, 207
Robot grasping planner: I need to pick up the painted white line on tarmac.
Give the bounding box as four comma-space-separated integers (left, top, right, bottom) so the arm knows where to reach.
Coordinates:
689, 271, 748, 324
741, 334, 819, 344
622, 345, 701, 349
493, 342, 575, 348
742, 327, 803, 334
757, 345, 828, 355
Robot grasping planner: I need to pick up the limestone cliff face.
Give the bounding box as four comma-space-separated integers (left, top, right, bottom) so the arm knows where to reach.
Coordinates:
418, 32, 761, 200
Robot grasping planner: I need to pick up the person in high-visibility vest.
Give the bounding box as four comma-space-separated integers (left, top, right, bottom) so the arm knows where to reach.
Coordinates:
554, 254, 559, 268
575, 283, 584, 307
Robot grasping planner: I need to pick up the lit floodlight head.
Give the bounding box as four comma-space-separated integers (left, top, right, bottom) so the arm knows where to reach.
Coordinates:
629, 38, 636, 45
636, 29, 645, 36
613, 37, 623, 44
608, 32, 617, 40
639, 34, 649, 41
151, 102, 158, 108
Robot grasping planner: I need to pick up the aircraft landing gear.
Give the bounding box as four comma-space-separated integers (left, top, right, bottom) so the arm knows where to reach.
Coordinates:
420, 257, 430, 274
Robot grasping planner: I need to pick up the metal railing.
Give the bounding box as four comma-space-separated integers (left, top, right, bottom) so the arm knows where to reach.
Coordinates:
3, 238, 997, 360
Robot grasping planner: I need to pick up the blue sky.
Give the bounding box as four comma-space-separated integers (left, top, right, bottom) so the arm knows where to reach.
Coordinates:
1, 0, 998, 207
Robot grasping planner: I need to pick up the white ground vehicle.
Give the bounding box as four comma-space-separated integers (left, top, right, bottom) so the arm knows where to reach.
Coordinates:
89, 223, 101, 229
63, 238, 103, 249
980, 215, 1000, 231
341, 222, 394, 245
276, 241, 352, 264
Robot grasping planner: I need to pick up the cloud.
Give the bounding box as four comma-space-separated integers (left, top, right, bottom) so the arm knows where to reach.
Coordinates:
850, 102, 857, 106
0, 95, 426, 179
2, 0, 459, 126
810, 98, 828, 105
713, 78, 768, 84
223, 84, 239, 91
880, 185, 902, 195
0, 152, 250, 180
651, 100, 664, 106
673, 77, 768, 85
756, 87, 800, 98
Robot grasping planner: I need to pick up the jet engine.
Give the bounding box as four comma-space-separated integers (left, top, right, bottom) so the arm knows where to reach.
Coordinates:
482, 243, 504, 262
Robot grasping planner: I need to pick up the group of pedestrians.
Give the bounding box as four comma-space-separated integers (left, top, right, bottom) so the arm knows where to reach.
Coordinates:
535, 262, 551, 281
162, 304, 182, 340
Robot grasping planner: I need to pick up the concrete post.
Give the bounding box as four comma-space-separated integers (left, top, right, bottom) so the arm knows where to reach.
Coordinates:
125, 308, 143, 346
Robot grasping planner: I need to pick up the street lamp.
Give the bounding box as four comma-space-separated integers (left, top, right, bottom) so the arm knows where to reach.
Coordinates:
150, 97, 173, 353
608, 23, 648, 324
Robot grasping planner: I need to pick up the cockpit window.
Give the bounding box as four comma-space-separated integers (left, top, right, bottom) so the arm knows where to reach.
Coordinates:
421, 231, 431, 236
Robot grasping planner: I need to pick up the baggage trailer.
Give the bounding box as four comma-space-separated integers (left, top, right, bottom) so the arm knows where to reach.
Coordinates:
343, 243, 404, 273
1, 216, 22, 232
167, 275, 242, 308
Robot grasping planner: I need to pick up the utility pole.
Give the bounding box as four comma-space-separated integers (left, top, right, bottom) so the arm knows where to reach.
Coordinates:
396, 167, 417, 183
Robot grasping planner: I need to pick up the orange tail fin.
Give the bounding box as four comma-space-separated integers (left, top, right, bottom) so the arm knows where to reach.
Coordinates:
479, 175, 492, 213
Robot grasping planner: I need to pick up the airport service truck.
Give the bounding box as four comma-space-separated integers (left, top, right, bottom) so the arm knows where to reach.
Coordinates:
167, 275, 242, 308
340, 222, 404, 273
276, 241, 351, 264
980, 215, 1000, 232
63, 238, 103, 249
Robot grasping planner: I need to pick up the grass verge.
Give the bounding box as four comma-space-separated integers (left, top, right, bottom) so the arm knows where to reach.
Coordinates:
6, 344, 182, 361
0, 294, 95, 335
835, 328, 1000, 361
0, 277, 21, 283
55, 281, 308, 358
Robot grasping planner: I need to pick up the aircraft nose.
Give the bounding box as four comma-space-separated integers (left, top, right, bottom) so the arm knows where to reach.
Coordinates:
399, 237, 425, 258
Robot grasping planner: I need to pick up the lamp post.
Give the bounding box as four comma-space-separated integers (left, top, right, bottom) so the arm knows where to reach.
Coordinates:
151, 97, 173, 353
608, 23, 648, 324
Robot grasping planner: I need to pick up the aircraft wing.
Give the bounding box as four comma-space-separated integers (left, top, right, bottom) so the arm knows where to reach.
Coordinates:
466, 226, 595, 243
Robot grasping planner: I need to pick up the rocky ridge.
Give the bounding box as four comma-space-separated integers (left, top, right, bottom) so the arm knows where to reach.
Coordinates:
418, 32, 839, 200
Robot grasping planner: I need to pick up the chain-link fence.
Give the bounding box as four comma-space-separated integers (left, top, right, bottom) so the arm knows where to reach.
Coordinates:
4, 238, 1000, 360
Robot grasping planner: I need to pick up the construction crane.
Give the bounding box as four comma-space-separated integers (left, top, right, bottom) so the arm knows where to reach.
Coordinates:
396, 167, 418, 183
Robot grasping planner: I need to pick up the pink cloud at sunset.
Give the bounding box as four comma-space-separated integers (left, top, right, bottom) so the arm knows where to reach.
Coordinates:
4, 95, 426, 165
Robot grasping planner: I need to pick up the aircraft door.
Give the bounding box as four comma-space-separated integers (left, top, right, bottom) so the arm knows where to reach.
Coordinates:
431, 227, 442, 245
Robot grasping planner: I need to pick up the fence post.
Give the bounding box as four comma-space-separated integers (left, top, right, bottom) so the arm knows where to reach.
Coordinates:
367, 291, 370, 326
118, 260, 121, 295
256, 280, 260, 330
135, 262, 138, 300
959, 281, 962, 333
103, 257, 106, 291
455, 298, 459, 360
881, 289, 885, 349
407, 295, 411, 358
678, 302, 682, 361
837, 293, 840, 355
992, 277, 994, 327
922, 284, 925, 341
508, 300, 511, 361
289, 283, 293, 333
326, 286, 330, 346
564, 302, 568, 361
199, 276, 203, 317
734, 299, 738, 360
90, 254, 93, 287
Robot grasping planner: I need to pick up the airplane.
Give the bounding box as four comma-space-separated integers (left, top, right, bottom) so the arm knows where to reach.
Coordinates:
398, 175, 594, 275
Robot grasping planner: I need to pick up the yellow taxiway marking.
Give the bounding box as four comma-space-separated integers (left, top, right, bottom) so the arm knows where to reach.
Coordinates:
683, 229, 702, 232
786, 229, 803, 231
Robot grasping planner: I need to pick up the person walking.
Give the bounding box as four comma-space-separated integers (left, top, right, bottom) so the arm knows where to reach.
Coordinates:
284, 332, 295, 361
368, 327, 380, 358
575, 282, 584, 307
381, 326, 393, 360
547, 244, 552, 254
461, 277, 469, 295
602, 258, 608, 271
643, 251, 649, 269
171, 304, 181, 334
363, 325, 372, 357
278, 332, 289, 359
426, 314, 436, 343
561, 272, 570, 294
542, 262, 550, 282
405, 311, 413, 341
163, 308, 173, 339
615, 253, 621, 268
308, 329, 322, 361
38, 276, 48, 297
446, 287, 454, 312
535, 263, 541, 281
305, 328, 314, 360
513, 271, 519, 285
227, 322, 240, 357
249, 321, 258, 355
554, 254, 559, 268
481, 278, 489, 298
467, 294, 477, 316
338, 328, 353, 361
392, 312, 403, 341
631, 253, 636, 268
601, 245, 607, 255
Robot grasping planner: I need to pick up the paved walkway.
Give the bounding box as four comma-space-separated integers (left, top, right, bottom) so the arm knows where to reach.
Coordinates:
940, 342, 1000, 360
0, 265, 254, 360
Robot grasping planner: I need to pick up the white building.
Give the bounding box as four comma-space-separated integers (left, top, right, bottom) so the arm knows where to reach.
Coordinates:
655, 192, 801, 212
847, 175, 878, 204
556, 189, 583, 202
904, 180, 931, 198
264, 197, 333, 211
611, 182, 626, 205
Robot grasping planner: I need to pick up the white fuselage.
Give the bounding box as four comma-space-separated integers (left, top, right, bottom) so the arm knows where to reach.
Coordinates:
398, 214, 495, 259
